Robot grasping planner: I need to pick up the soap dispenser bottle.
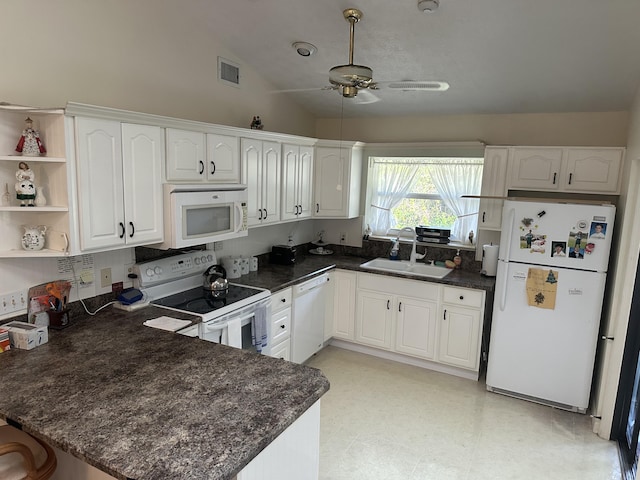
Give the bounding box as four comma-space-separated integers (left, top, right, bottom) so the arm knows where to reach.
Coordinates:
389, 237, 400, 260
453, 249, 462, 269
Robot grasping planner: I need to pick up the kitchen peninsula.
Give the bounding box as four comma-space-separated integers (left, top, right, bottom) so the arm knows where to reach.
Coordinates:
0, 306, 329, 480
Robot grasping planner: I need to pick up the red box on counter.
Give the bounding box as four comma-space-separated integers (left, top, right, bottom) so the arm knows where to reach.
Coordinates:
0, 327, 10, 352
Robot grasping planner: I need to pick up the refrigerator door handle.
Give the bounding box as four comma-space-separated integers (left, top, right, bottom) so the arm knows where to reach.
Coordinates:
502, 207, 516, 261
498, 262, 508, 312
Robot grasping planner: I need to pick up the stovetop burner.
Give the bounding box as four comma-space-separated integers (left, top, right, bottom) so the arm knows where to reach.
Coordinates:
151, 284, 266, 315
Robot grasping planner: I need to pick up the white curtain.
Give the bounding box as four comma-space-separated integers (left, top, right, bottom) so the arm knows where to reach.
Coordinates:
368, 161, 419, 235
427, 159, 483, 241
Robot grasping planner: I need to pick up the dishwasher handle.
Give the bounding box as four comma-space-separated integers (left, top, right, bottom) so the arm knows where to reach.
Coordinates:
294, 274, 330, 296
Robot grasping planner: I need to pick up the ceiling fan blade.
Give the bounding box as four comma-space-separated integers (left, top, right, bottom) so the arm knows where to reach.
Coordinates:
352, 89, 380, 104
270, 86, 337, 94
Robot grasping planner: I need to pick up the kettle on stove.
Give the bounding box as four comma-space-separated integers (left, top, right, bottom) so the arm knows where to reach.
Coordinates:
203, 265, 229, 298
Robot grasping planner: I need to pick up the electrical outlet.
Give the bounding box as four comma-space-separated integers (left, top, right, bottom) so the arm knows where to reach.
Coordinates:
214, 241, 223, 251
100, 268, 112, 288
340, 232, 347, 243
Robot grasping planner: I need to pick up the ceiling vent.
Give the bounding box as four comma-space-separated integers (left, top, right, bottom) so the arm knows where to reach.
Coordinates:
218, 57, 240, 87
387, 81, 449, 91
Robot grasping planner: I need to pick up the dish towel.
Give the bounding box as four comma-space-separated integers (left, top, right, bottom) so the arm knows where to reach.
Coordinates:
251, 302, 268, 353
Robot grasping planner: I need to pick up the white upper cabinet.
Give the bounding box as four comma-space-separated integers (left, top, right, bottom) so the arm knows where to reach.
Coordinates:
206, 133, 241, 183
478, 146, 509, 230
76, 118, 163, 251
509, 147, 564, 190
281, 143, 314, 222
242, 138, 281, 227
314, 141, 363, 218
564, 148, 624, 193
165, 128, 206, 181
508, 146, 624, 194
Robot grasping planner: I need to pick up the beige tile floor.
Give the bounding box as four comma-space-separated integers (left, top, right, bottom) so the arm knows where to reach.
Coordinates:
307, 346, 622, 480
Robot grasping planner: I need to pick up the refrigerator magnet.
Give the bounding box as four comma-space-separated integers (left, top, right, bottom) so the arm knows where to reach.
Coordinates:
588, 222, 607, 239
551, 241, 567, 257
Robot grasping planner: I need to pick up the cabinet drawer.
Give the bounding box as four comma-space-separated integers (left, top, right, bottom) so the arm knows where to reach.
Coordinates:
270, 340, 291, 361
442, 286, 484, 309
271, 306, 291, 344
271, 287, 292, 313
357, 272, 440, 301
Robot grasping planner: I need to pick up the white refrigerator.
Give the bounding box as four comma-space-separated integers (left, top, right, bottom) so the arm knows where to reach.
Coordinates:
486, 199, 615, 412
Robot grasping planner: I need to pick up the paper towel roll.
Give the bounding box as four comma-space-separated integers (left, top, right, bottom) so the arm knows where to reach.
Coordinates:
482, 244, 500, 277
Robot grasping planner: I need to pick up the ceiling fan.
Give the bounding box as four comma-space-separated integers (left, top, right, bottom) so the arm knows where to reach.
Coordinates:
274, 8, 449, 104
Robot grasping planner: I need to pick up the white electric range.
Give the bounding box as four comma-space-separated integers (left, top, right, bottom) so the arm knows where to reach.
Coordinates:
134, 251, 271, 353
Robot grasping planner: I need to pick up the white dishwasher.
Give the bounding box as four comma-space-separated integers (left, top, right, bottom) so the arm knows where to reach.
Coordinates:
292, 273, 330, 364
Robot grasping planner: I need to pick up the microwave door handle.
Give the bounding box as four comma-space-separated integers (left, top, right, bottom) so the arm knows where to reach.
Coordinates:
235, 203, 244, 231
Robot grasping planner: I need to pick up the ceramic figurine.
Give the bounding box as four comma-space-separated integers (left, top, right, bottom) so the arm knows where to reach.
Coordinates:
34, 186, 47, 207
15, 161, 36, 206
15, 117, 46, 156
250, 115, 263, 130
21, 225, 47, 251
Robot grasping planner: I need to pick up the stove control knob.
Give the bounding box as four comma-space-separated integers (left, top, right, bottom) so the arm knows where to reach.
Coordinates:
154, 266, 163, 275
145, 268, 155, 277
207, 254, 213, 262
201, 255, 208, 264
194, 257, 201, 265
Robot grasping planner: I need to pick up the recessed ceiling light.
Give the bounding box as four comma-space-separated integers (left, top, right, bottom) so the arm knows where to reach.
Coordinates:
292, 42, 317, 57
417, 0, 439, 13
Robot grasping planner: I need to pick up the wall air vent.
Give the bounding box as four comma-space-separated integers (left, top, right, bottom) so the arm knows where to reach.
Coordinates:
218, 57, 240, 87
387, 81, 449, 91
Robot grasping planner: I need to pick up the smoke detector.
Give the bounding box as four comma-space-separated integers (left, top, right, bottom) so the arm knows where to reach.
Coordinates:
292, 42, 317, 57
417, 0, 439, 13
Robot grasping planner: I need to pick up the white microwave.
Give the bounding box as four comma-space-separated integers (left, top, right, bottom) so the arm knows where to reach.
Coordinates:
156, 184, 248, 249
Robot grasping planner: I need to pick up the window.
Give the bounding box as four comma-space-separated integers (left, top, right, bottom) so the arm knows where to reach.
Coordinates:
367, 156, 483, 242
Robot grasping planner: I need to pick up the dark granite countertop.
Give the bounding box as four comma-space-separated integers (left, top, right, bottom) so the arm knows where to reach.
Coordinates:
0, 305, 329, 480
231, 253, 496, 293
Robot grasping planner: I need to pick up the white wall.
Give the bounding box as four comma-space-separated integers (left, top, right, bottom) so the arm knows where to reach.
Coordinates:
593, 86, 640, 438
317, 111, 629, 146
0, 0, 315, 137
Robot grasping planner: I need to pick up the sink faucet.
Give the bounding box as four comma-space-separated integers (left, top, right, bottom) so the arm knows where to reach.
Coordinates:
400, 227, 426, 266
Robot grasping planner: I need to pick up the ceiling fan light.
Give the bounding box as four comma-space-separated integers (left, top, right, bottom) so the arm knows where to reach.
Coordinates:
417, 0, 439, 13
341, 86, 359, 98
292, 42, 317, 57
329, 64, 373, 87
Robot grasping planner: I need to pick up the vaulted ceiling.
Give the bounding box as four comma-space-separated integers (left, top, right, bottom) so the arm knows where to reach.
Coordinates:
198, 0, 640, 118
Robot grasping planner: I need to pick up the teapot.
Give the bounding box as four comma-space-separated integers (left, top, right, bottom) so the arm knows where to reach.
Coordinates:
21, 225, 47, 251
202, 265, 229, 298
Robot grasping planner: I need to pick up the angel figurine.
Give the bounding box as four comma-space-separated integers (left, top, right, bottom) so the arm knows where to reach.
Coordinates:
15, 117, 46, 156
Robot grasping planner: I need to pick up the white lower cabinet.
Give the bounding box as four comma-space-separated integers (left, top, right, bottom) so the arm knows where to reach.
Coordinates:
395, 296, 438, 360
330, 270, 357, 341
337, 272, 486, 379
268, 287, 292, 361
438, 286, 485, 370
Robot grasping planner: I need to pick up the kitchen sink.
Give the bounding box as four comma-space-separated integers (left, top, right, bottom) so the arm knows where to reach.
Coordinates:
359, 258, 452, 279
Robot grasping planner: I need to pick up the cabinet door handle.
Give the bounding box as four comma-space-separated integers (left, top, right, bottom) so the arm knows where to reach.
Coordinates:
459, 295, 464, 300
443, 309, 447, 320
129, 222, 135, 238
258, 209, 263, 220
387, 300, 390, 310
568, 172, 573, 185
552, 172, 557, 184
398, 302, 402, 312
482, 212, 486, 223
280, 298, 286, 303
280, 324, 286, 329
199, 160, 205, 175
210, 161, 216, 175
316, 203, 320, 213
119, 222, 125, 239
264, 208, 268, 219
